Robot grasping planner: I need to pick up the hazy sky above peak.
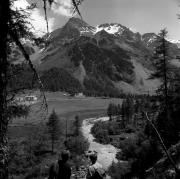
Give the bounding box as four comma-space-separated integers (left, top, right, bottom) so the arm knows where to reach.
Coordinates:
79, 0, 180, 39
15, 0, 180, 39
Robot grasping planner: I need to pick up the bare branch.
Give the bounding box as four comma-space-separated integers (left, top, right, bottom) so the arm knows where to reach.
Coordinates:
72, 0, 83, 19
42, 0, 49, 34
145, 112, 179, 173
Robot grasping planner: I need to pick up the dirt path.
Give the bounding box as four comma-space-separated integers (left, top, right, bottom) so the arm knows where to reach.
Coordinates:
81, 117, 120, 170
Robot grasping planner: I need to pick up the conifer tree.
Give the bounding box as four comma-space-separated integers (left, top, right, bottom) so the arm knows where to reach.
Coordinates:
149, 29, 176, 147
117, 104, 121, 121
126, 97, 134, 124
107, 103, 114, 120
150, 29, 171, 113
107, 103, 118, 120
74, 115, 81, 136
121, 100, 126, 128
47, 110, 59, 153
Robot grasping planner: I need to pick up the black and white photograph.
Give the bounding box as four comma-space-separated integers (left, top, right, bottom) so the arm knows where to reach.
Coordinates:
0, 0, 180, 178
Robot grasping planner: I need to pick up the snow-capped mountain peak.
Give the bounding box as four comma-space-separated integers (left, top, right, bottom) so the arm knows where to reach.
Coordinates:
95, 23, 125, 35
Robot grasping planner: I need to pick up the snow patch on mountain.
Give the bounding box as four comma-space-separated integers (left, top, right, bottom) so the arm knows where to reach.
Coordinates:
166, 38, 180, 44
80, 26, 96, 35
142, 34, 157, 47
95, 24, 124, 35
167, 38, 180, 48
148, 36, 156, 44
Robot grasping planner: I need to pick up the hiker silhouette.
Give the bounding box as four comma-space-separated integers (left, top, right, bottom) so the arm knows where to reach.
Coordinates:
48, 150, 71, 179
86, 151, 106, 179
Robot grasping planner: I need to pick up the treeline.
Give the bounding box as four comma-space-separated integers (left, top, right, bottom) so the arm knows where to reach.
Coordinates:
8, 65, 82, 95
8, 64, 135, 98
41, 67, 82, 94
83, 75, 121, 97
107, 97, 154, 126
8, 64, 157, 99
92, 96, 154, 145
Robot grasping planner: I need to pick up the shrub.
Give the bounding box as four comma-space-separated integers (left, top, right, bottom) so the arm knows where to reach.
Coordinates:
91, 121, 109, 144
66, 135, 89, 156
116, 132, 162, 178
108, 161, 131, 179
25, 166, 41, 179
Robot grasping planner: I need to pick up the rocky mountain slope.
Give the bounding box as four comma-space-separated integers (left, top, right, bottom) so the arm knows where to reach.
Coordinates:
12, 17, 180, 95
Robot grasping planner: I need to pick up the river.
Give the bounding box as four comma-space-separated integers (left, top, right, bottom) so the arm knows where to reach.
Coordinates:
81, 117, 120, 170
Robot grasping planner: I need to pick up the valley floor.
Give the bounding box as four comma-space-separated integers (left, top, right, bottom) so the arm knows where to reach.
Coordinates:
9, 91, 122, 127
8, 91, 122, 178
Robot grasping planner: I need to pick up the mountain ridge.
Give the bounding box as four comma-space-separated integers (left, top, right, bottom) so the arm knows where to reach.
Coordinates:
10, 17, 180, 95
38, 17, 180, 94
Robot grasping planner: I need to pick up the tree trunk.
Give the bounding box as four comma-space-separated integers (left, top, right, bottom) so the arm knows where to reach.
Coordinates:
162, 35, 168, 114
109, 115, 112, 121
0, 0, 10, 178
52, 138, 54, 154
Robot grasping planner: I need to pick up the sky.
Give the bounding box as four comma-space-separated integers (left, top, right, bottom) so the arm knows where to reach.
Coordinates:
14, 0, 180, 40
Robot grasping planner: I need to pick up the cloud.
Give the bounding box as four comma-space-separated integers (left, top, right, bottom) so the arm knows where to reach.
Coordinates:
13, 0, 29, 9
13, 0, 55, 36
52, 0, 74, 17
13, 0, 80, 36
31, 10, 55, 36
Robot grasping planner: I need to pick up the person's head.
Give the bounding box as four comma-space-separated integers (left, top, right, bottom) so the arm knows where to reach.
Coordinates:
89, 152, 97, 164
60, 150, 70, 162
